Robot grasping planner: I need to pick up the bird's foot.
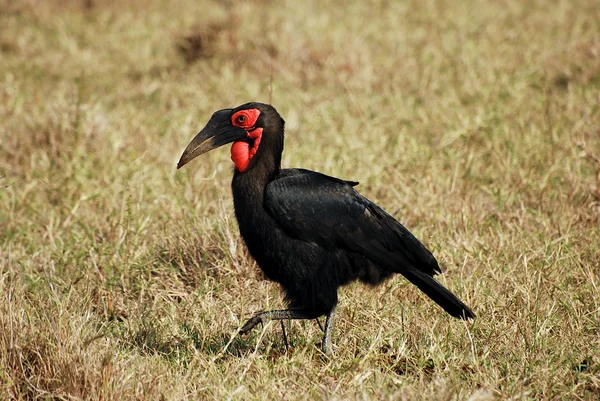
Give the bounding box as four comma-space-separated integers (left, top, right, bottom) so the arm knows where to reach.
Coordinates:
239, 313, 267, 335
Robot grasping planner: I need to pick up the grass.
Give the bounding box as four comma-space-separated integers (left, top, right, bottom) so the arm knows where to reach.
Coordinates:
1, 0, 599, 399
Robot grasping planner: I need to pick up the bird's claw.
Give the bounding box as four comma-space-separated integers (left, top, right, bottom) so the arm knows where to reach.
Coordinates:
239, 314, 265, 335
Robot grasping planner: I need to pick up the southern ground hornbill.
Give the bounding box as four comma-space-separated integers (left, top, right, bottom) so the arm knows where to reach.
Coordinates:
177, 102, 474, 355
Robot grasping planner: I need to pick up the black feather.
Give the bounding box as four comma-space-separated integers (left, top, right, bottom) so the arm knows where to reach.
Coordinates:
265, 169, 473, 319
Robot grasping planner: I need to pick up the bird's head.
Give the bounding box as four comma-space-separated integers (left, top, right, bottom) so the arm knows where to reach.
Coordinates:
177, 102, 284, 172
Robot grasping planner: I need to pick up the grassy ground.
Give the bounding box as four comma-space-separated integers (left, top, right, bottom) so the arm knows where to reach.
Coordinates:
1, 0, 599, 399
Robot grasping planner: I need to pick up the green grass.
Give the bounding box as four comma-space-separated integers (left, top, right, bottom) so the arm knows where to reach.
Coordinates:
1, 0, 599, 399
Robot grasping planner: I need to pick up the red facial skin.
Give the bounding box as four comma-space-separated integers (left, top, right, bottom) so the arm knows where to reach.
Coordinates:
230, 109, 263, 172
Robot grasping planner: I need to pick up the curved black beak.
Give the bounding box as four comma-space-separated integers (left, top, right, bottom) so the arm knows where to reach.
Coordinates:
177, 108, 247, 169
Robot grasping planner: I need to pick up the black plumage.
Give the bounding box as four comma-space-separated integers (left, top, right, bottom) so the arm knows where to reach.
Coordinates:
178, 102, 474, 355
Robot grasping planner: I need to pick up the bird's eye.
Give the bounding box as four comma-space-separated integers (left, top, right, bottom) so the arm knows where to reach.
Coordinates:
236, 115, 247, 124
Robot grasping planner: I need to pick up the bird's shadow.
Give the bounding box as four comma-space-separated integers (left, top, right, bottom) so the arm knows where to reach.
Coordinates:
190, 324, 311, 361
117, 319, 298, 364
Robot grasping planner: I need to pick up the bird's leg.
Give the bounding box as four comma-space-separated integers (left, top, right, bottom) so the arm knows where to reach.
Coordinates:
280, 321, 289, 351
315, 317, 324, 332
321, 306, 336, 356
239, 309, 313, 335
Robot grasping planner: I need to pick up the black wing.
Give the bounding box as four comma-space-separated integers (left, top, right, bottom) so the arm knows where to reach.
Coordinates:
265, 169, 474, 319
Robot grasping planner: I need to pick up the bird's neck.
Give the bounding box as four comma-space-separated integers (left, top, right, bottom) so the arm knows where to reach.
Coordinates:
231, 145, 280, 208
231, 125, 284, 237
231, 148, 281, 256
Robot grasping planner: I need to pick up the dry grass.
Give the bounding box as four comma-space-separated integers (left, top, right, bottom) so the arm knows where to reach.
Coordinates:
1, 0, 599, 399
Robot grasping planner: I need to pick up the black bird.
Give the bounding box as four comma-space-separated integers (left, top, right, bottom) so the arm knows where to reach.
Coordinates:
177, 103, 474, 355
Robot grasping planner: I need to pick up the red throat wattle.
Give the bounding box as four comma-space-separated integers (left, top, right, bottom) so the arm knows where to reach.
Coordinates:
231, 128, 262, 172
229, 109, 262, 172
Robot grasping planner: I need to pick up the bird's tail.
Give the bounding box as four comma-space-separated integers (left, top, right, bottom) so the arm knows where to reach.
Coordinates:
401, 270, 475, 319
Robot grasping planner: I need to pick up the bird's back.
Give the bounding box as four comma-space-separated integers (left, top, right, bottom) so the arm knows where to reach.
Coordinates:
266, 168, 441, 277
